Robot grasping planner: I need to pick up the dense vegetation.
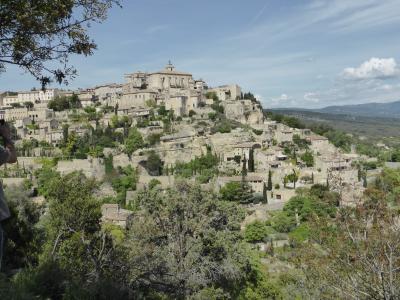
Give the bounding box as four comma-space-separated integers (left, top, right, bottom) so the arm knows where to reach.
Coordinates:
1, 158, 400, 298
0, 173, 282, 299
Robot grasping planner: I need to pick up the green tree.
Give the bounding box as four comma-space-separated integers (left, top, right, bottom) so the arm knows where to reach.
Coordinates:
43, 172, 123, 284
104, 154, 114, 175
69, 93, 81, 109
148, 178, 161, 190
363, 175, 368, 188
126, 182, 254, 298
285, 170, 299, 189
300, 151, 314, 167
146, 151, 163, 176
248, 149, 255, 172
2, 184, 43, 271
262, 182, 268, 203
219, 181, 254, 204
0, 0, 120, 87
244, 221, 270, 243
62, 124, 69, 145
267, 170, 273, 191
157, 105, 168, 116
297, 199, 400, 299
188, 109, 196, 117
283, 191, 337, 223
147, 133, 162, 146
23, 101, 34, 109
124, 127, 144, 157
242, 155, 248, 177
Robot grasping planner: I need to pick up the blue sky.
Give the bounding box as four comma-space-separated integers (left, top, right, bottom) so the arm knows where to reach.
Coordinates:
2, 0, 400, 108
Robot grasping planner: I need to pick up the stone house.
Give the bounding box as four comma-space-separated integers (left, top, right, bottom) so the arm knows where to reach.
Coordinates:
101, 204, 134, 228
119, 89, 158, 109
275, 126, 293, 143
216, 175, 265, 194
306, 135, 330, 153
93, 83, 122, 106
208, 84, 242, 101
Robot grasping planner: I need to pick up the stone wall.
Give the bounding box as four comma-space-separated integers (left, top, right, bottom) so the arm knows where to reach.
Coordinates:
57, 158, 105, 179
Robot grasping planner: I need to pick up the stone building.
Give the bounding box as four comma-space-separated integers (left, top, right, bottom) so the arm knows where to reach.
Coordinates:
77, 89, 97, 107
1, 89, 59, 107
121, 62, 203, 115
306, 135, 330, 153
216, 175, 265, 194
208, 84, 242, 101
124, 62, 193, 93
93, 83, 123, 106
223, 99, 264, 125
119, 89, 157, 108
0, 107, 53, 122
101, 204, 134, 228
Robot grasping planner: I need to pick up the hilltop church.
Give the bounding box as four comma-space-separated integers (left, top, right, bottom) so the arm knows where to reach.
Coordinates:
119, 62, 207, 116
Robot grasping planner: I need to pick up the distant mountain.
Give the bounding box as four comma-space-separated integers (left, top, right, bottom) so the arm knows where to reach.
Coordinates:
315, 100, 400, 118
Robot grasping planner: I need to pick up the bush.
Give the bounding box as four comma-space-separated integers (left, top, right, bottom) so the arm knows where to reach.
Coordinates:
244, 221, 276, 243
270, 211, 296, 233
208, 112, 217, 121
300, 151, 314, 167
188, 110, 196, 117
148, 178, 161, 190
146, 151, 163, 176
147, 133, 162, 146
288, 223, 310, 245
252, 128, 263, 135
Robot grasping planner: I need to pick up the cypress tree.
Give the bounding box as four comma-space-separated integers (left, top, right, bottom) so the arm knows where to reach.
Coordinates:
114, 103, 119, 115
242, 155, 247, 178
363, 175, 368, 188
262, 182, 268, 204
267, 170, 273, 191
62, 124, 69, 144
248, 149, 255, 172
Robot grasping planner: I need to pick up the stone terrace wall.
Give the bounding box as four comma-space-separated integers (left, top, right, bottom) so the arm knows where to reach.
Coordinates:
57, 158, 105, 179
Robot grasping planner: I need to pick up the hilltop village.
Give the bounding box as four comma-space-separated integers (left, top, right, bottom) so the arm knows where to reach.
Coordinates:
0, 63, 365, 227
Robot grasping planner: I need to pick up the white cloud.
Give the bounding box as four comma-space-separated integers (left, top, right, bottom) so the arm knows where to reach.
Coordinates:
303, 92, 320, 103
277, 93, 290, 101
342, 57, 399, 80
267, 93, 295, 107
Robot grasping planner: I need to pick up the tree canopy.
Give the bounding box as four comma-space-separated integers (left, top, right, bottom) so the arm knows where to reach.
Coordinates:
0, 0, 120, 87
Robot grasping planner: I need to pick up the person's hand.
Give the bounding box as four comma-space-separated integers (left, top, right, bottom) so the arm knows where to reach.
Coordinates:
0, 125, 12, 142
